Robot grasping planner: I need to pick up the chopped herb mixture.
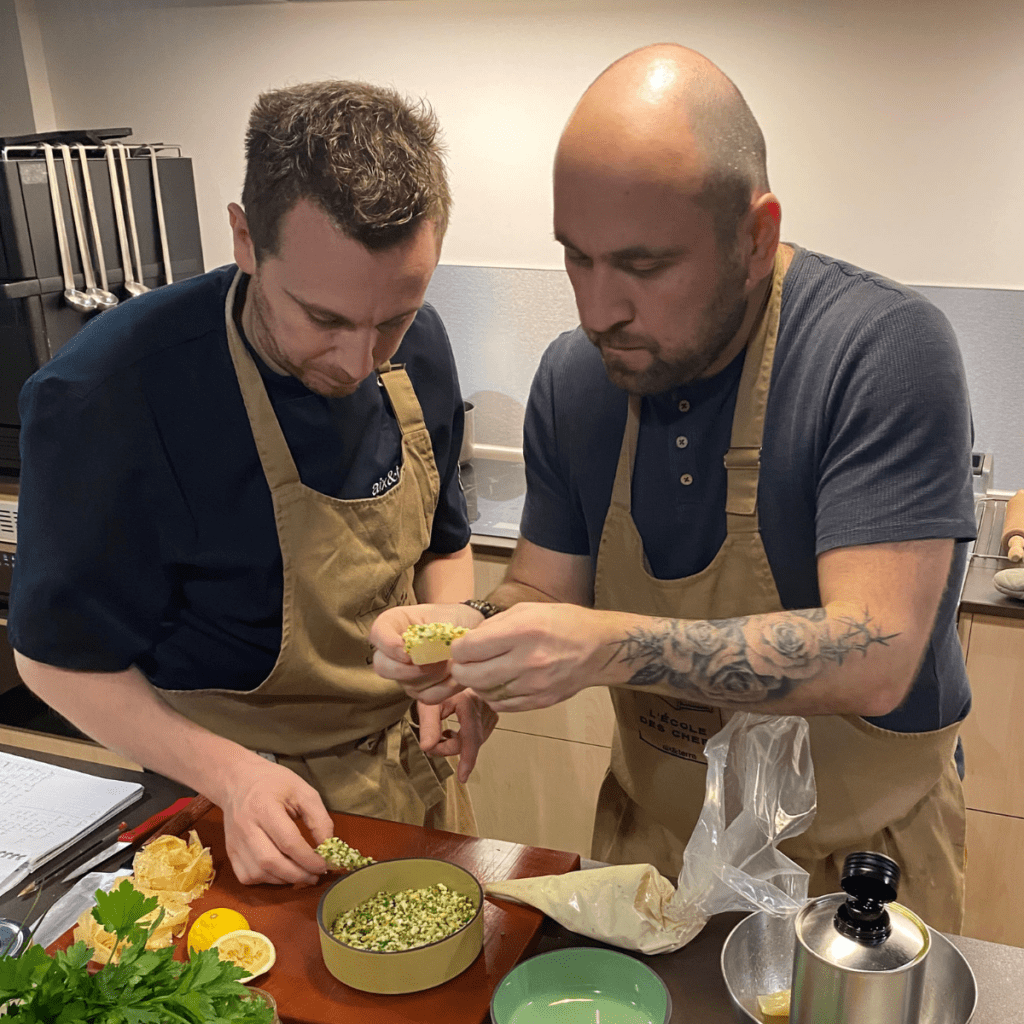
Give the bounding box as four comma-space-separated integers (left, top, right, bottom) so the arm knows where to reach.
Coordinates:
330, 883, 476, 952
402, 622, 468, 652
316, 837, 375, 870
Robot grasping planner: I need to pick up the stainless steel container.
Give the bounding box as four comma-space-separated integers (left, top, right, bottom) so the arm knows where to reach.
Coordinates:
791, 852, 930, 1024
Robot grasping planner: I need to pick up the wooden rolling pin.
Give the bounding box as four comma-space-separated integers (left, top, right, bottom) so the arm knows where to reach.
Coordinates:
1004, 490, 1024, 563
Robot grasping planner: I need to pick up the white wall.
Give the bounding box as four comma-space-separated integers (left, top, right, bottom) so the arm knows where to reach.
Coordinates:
0, 0, 36, 136
23, 0, 1024, 290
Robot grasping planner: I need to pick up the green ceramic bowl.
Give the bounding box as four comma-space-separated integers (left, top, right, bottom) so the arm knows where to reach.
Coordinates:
491, 947, 672, 1024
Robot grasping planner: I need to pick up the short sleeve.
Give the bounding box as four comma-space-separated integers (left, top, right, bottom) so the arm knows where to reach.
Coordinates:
8, 372, 179, 671
814, 295, 976, 554
519, 343, 592, 555
403, 305, 471, 554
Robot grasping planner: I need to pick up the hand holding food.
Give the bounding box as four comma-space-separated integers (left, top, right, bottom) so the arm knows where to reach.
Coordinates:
217, 755, 334, 886
369, 603, 483, 698
443, 602, 607, 711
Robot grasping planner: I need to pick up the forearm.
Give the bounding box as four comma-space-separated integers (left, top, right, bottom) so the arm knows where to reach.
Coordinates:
413, 543, 474, 603
589, 601, 920, 717
13, 652, 270, 806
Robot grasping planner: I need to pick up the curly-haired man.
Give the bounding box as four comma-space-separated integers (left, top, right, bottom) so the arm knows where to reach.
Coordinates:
12, 82, 495, 886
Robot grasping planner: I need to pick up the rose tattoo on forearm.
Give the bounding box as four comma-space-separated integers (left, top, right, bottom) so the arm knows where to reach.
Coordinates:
608, 608, 899, 704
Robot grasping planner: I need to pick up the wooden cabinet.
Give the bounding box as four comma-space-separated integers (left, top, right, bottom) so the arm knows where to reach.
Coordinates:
467, 538, 614, 858
958, 612, 1024, 946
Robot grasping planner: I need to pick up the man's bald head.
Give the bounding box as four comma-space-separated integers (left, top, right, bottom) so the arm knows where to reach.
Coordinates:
558, 44, 769, 247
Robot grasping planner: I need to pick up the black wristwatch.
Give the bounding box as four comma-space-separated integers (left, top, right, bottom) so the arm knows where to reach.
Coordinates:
462, 599, 505, 619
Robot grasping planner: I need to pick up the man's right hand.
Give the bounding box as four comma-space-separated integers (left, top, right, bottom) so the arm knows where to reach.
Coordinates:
369, 602, 484, 702
13, 653, 336, 887
217, 757, 335, 886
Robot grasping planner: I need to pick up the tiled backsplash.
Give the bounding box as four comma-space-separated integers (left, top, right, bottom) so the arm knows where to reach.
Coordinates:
427, 265, 1024, 490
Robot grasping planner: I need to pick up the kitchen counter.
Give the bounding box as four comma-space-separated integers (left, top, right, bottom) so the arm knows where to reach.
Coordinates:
961, 494, 1024, 619
537, 909, 1024, 1024
2, 744, 1022, 1023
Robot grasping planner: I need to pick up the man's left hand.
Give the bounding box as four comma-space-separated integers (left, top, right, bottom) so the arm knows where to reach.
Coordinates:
416, 692, 499, 783
448, 603, 608, 712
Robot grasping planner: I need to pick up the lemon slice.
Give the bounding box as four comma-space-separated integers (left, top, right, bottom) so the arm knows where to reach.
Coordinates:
212, 928, 277, 982
757, 988, 791, 1020
187, 907, 250, 952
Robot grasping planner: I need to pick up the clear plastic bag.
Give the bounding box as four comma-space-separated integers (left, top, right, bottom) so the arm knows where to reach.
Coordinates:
485, 712, 816, 954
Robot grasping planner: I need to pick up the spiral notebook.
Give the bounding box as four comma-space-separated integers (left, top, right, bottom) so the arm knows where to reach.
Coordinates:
0, 751, 144, 897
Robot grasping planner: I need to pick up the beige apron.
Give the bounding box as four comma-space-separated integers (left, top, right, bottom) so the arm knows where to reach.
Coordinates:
159, 270, 475, 834
591, 252, 966, 932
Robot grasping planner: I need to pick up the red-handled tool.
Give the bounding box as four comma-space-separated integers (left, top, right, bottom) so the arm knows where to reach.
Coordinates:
62, 796, 198, 882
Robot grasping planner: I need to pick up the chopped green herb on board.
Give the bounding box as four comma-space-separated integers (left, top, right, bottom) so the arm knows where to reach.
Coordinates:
0, 879, 273, 1023
316, 837, 375, 870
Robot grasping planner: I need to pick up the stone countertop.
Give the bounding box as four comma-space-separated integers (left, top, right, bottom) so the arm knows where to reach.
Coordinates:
961, 494, 1024, 619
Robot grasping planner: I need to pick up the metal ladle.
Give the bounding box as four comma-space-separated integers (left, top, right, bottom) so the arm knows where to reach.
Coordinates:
148, 148, 173, 286
75, 142, 118, 307
41, 143, 96, 314
59, 144, 117, 311
115, 142, 150, 295
103, 143, 147, 298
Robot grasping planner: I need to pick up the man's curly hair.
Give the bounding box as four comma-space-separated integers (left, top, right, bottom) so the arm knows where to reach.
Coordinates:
241, 80, 451, 258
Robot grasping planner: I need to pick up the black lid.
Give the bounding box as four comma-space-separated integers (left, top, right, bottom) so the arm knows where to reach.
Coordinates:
834, 851, 901, 945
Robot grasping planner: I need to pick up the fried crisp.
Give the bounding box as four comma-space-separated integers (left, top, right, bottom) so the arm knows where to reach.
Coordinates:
132, 829, 215, 902
75, 832, 217, 964
74, 885, 191, 964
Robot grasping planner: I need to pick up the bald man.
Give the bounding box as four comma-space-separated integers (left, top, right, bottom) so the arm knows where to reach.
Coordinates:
371, 45, 976, 931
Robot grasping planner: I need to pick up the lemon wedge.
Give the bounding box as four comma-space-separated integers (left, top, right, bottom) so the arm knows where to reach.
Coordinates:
211, 928, 277, 982
757, 988, 791, 1020
187, 907, 250, 952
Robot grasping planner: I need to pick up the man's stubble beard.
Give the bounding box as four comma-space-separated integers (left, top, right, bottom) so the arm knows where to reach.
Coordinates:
595, 253, 750, 396
247, 273, 357, 398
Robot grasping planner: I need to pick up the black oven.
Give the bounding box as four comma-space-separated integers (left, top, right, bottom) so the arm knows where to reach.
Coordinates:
1, 128, 204, 475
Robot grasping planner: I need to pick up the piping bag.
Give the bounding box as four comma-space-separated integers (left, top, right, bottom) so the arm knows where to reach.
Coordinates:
485, 713, 816, 954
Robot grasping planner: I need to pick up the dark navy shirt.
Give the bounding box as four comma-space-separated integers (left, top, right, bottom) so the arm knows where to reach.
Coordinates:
10, 265, 470, 692
520, 246, 977, 734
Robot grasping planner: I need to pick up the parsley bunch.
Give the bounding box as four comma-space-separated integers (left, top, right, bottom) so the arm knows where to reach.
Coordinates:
0, 880, 273, 1023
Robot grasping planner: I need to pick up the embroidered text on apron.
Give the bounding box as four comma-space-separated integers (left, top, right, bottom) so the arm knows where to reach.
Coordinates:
590, 250, 966, 931
159, 270, 474, 833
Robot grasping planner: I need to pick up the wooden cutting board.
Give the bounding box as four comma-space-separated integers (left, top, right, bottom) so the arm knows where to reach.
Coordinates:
52, 806, 580, 1024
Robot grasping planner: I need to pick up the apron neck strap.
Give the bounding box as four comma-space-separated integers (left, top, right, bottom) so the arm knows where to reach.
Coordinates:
610, 396, 641, 514
724, 249, 787, 521
377, 361, 428, 437
224, 269, 302, 490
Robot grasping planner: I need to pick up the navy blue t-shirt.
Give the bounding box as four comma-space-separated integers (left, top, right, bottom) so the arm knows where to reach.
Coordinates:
10, 265, 470, 692
520, 246, 976, 733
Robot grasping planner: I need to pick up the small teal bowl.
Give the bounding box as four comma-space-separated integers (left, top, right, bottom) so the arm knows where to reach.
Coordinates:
491, 947, 672, 1024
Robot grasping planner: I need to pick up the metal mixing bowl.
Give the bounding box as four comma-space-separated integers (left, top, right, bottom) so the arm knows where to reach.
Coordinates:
720, 910, 978, 1024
